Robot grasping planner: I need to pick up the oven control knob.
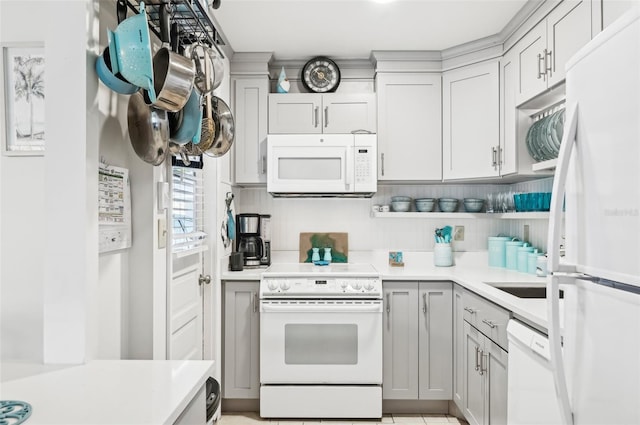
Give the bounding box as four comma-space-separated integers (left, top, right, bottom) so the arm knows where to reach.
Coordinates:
351, 281, 362, 290
364, 282, 376, 291
267, 280, 278, 291
340, 281, 348, 289
279, 281, 290, 291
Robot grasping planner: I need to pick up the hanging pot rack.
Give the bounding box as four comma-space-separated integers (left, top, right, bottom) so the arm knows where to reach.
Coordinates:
123, 0, 225, 58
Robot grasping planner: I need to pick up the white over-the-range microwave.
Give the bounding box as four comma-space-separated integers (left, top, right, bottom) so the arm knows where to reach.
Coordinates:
266, 134, 377, 197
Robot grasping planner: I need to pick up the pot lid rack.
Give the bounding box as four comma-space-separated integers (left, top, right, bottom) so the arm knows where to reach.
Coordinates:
123, 0, 225, 58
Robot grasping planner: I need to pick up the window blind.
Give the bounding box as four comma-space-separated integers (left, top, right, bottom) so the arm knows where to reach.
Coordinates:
171, 166, 206, 253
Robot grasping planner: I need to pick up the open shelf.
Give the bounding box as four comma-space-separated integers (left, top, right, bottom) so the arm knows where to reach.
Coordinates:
372, 212, 551, 219
532, 158, 558, 172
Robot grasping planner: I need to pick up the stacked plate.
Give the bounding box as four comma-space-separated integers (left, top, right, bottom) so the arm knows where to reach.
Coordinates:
526, 108, 565, 162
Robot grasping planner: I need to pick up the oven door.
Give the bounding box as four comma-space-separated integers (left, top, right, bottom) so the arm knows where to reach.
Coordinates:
267, 134, 354, 193
260, 299, 383, 384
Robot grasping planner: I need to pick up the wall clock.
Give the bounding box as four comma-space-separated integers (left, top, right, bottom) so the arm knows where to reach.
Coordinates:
301, 56, 341, 93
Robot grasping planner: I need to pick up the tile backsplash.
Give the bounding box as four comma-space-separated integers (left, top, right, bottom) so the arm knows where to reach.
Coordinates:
233, 178, 554, 253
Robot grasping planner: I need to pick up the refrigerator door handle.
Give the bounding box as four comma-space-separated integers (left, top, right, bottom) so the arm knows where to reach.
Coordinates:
548, 101, 578, 274
546, 101, 579, 425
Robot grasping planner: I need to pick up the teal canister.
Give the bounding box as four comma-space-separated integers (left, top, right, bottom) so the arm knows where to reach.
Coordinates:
488, 236, 511, 268
517, 246, 535, 273
528, 251, 543, 275
505, 241, 525, 270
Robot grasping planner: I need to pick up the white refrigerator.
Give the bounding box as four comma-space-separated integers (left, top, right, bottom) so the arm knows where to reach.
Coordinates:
545, 6, 640, 425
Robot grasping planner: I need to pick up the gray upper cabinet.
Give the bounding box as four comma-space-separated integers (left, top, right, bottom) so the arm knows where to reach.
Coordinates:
268, 93, 376, 134
232, 77, 269, 184
223, 281, 260, 399
515, 0, 592, 104
376, 73, 442, 181
383, 281, 452, 400
442, 60, 500, 180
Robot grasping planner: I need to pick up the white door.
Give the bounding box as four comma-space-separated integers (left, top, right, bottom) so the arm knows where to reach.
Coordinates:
168, 165, 208, 360
169, 253, 204, 360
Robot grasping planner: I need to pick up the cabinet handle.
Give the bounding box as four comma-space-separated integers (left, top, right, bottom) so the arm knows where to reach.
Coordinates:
537, 52, 545, 79
261, 155, 266, 175
475, 346, 480, 371
252, 292, 258, 314
480, 351, 487, 375
324, 106, 329, 128
498, 146, 503, 166
381, 153, 385, 176
491, 146, 498, 167
422, 293, 427, 314
314, 106, 319, 128
464, 306, 476, 314
545, 49, 553, 77
386, 293, 391, 314
482, 318, 497, 328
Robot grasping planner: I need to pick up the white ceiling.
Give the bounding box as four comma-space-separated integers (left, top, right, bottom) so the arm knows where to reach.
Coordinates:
211, 0, 529, 61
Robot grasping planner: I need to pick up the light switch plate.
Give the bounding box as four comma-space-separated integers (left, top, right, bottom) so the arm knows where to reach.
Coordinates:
158, 217, 167, 249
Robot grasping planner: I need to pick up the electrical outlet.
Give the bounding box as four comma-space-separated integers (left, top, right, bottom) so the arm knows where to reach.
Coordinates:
454, 225, 465, 241
523, 224, 530, 242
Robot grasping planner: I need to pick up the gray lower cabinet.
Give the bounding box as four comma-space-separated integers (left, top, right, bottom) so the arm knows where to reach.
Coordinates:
383, 281, 453, 400
453, 284, 465, 409
463, 321, 508, 425
223, 281, 260, 399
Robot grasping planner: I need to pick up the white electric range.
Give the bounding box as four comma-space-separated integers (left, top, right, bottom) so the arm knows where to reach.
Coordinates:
259, 263, 383, 419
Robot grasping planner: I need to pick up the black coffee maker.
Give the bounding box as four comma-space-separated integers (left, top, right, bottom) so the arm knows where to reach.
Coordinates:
236, 213, 263, 267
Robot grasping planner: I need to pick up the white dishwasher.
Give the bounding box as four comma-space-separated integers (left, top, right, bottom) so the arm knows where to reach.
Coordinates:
506, 319, 562, 425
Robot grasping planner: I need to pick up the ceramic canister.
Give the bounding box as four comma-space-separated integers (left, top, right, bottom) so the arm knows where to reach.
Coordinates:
517, 246, 535, 273
488, 236, 511, 268
505, 241, 525, 270
528, 251, 544, 275
434, 243, 453, 267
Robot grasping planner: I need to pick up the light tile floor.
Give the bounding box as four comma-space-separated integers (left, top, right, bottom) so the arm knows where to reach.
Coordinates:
219, 412, 468, 425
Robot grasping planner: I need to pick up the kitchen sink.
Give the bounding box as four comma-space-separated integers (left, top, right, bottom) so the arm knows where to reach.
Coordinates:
484, 282, 564, 299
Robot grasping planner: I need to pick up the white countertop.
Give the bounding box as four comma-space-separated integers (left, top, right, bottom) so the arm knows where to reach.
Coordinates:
222, 250, 551, 332
0, 360, 214, 425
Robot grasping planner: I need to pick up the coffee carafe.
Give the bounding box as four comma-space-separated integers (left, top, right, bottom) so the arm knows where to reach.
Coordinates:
236, 213, 263, 267
259, 214, 271, 266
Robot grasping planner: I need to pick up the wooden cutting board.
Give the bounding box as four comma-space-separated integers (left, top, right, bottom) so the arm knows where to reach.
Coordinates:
299, 232, 348, 263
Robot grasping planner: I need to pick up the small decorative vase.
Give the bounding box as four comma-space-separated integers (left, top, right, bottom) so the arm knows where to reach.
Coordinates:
311, 247, 320, 262
323, 247, 332, 263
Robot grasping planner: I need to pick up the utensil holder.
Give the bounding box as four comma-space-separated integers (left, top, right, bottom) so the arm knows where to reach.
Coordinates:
434, 243, 453, 267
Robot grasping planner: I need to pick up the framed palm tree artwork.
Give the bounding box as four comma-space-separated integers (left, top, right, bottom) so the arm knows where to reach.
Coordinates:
1, 44, 45, 154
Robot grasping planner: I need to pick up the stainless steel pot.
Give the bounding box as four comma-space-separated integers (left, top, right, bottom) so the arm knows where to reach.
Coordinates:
128, 91, 169, 166
207, 96, 235, 157
143, 47, 195, 112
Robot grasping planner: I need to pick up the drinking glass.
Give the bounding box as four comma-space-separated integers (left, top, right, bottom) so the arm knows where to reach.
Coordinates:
486, 193, 495, 213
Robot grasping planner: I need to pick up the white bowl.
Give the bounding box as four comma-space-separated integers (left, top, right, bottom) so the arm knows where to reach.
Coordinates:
438, 198, 458, 212
391, 200, 411, 212
415, 198, 436, 212
463, 198, 484, 212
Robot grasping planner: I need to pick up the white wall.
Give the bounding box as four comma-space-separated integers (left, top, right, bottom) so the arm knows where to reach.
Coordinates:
0, 0, 104, 364
235, 178, 554, 255
1, 0, 171, 365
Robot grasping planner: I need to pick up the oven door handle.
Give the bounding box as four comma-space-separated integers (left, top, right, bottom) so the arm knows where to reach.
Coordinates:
260, 302, 383, 313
